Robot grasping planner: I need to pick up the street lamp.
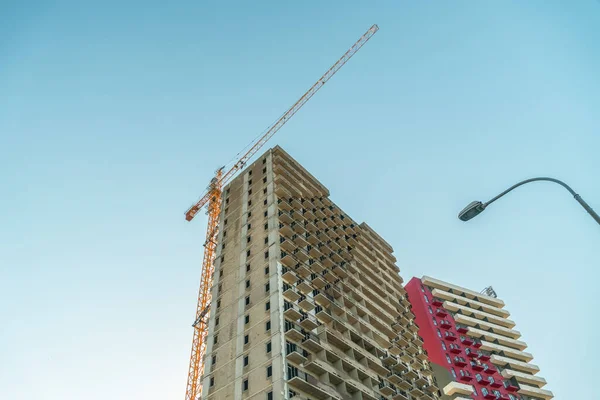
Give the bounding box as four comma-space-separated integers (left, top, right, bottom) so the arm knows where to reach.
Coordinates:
458, 177, 600, 226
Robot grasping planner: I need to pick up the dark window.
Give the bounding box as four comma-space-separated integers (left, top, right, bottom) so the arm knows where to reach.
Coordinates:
246, 263, 251, 272
264, 237, 269, 244
244, 335, 249, 345
248, 189, 252, 195
219, 269, 223, 277
246, 250, 251, 257
266, 341, 271, 353
266, 320, 271, 331
210, 377, 214, 387
224, 219, 227, 226
265, 283, 270, 293
245, 315, 249, 324
247, 236, 251, 243
267, 391, 273, 400
264, 223, 268, 230
246, 280, 250, 288
267, 365, 272, 377
266, 301, 270, 311
248, 179, 252, 185
265, 266, 269, 274
247, 223, 251, 230
248, 211, 252, 218
243, 379, 248, 391
243, 355, 249, 366
220, 256, 224, 263
263, 167, 267, 173
211, 355, 216, 365
264, 250, 269, 259
215, 317, 219, 326
264, 210, 268, 217
263, 199, 267, 205
263, 177, 267, 184
217, 299, 221, 309
245, 296, 250, 306
262, 158, 266, 164
214, 335, 218, 345
248, 200, 252, 206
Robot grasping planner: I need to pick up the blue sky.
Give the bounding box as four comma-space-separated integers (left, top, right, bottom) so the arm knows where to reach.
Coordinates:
1, 1, 598, 399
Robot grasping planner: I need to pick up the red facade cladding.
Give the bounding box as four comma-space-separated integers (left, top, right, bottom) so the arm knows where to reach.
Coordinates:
405, 278, 518, 400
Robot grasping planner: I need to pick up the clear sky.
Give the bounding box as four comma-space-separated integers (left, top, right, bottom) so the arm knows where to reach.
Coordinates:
1, 1, 598, 399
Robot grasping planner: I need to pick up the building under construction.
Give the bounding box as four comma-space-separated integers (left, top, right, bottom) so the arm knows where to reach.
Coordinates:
198, 146, 441, 399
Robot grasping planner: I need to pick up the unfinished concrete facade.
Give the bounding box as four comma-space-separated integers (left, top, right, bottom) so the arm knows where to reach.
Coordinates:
201, 146, 440, 400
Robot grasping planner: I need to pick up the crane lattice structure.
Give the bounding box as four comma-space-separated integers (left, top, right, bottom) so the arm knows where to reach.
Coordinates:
183, 24, 379, 400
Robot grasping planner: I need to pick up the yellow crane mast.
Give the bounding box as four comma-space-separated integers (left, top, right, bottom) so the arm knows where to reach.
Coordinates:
183, 24, 379, 400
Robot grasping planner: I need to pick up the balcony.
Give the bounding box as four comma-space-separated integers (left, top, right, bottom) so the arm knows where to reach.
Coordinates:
315, 306, 333, 323
299, 314, 319, 331
490, 380, 503, 388
294, 263, 310, 278
298, 296, 314, 312
459, 373, 473, 383
440, 320, 452, 329
518, 383, 554, 399
472, 364, 484, 372
283, 287, 301, 303
477, 377, 490, 386
387, 371, 403, 385
435, 309, 448, 317
285, 324, 304, 342
287, 372, 333, 400
442, 381, 474, 398
460, 337, 474, 346
449, 347, 461, 354
444, 332, 457, 341
504, 379, 520, 392
453, 359, 467, 367
456, 324, 469, 334
465, 349, 478, 358
282, 267, 297, 284
378, 381, 395, 396
313, 291, 332, 307
381, 352, 398, 366
483, 366, 497, 375
478, 352, 491, 361
310, 273, 326, 289
286, 349, 307, 365
432, 298, 444, 307
483, 392, 496, 399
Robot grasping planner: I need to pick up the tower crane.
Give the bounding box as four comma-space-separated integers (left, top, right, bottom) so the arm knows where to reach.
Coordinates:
183, 24, 379, 400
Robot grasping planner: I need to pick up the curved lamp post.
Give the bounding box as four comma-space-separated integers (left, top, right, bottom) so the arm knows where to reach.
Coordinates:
458, 177, 600, 226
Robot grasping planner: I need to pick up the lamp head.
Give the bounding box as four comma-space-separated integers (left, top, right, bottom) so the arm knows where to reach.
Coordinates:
458, 201, 486, 222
